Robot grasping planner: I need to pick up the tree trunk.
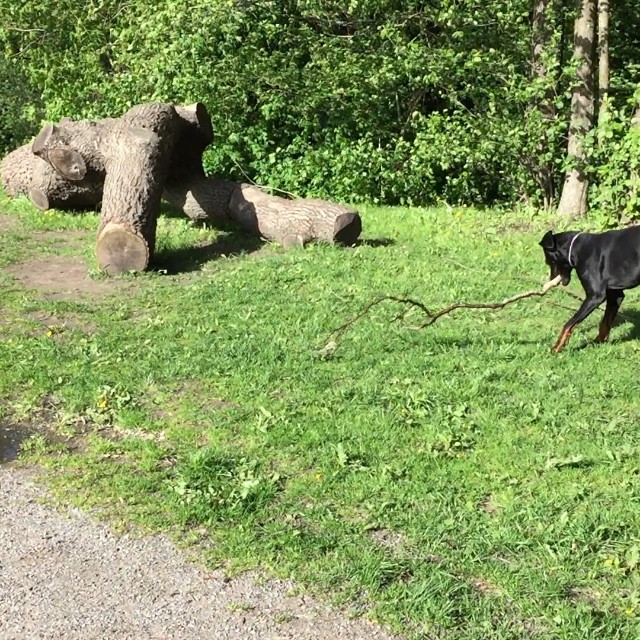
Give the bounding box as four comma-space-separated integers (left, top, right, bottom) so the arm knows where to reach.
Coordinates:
530, 0, 556, 209
228, 184, 362, 246
96, 105, 180, 274
629, 97, 640, 213
597, 0, 610, 144
557, 0, 597, 218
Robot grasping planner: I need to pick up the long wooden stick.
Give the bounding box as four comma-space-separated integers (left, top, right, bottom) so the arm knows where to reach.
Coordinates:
417, 275, 562, 328
327, 276, 563, 342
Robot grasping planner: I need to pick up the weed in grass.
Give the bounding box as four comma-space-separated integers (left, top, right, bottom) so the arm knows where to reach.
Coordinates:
170, 448, 282, 524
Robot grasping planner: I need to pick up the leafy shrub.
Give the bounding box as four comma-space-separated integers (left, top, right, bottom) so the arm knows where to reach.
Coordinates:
586, 93, 640, 227
1, 0, 639, 212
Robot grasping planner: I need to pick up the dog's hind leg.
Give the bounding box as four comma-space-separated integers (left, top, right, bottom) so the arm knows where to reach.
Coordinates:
552, 292, 607, 353
595, 290, 625, 343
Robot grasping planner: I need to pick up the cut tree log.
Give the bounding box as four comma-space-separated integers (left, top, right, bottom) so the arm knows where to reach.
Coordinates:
163, 176, 236, 223
30, 157, 103, 211
229, 184, 361, 246
31, 119, 114, 179
169, 103, 214, 182
162, 103, 234, 224
0, 143, 102, 210
96, 105, 180, 275
165, 178, 362, 245
161, 103, 362, 245
27, 103, 182, 274
1, 101, 363, 275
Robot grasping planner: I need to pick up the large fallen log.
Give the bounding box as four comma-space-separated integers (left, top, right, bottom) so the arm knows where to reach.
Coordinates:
0, 101, 363, 274
96, 104, 180, 274
0, 143, 103, 211
163, 176, 235, 224
169, 103, 214, 181
23, 104, 181, 273
229, 184, 362, 247
163, 178, 362, 246
30, 157, 103, 212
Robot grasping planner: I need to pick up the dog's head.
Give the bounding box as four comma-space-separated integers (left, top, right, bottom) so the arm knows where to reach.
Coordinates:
539, 230, 573, 286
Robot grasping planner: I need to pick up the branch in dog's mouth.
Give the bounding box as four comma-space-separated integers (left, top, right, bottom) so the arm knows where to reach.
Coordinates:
542, 275, 563, 293
322, 274, 566, 349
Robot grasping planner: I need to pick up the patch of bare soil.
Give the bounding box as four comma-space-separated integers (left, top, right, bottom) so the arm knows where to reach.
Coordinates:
369, 529, 408, 551
32, 230, 90, 251
479, 494, 500, 516
469, 577, 503, 597
565, 586, 602, 607
8, 255, 132, 301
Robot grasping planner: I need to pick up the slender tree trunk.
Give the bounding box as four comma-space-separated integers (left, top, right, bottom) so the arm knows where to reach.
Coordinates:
531, 0, 556, 209
557, 0, 597, 218
630, 95, 640, 210
597, 0, 610, 144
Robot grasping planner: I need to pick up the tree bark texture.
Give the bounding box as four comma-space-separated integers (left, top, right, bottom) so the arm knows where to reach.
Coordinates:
530, 0, 557, 208
557, 0, 597, 218
229, 184, 362, 247
95, 104, 180, 274
1, 144, 42, 198
0, 143, 102, 210
597, 0, 610, 143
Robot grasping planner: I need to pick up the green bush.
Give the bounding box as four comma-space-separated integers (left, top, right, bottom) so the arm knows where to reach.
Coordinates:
586, 92, 640, 226
1, 0, 639, 212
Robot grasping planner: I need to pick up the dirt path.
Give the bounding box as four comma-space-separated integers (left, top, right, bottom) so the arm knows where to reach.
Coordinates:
0, 467, 403, 640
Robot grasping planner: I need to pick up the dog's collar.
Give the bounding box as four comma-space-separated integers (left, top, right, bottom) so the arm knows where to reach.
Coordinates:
568, 232, 584, 267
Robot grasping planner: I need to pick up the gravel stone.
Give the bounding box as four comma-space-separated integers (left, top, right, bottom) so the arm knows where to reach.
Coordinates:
0, 467, 403, 640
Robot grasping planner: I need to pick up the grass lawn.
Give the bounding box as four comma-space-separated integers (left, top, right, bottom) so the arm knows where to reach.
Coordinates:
2, 190, 640, 639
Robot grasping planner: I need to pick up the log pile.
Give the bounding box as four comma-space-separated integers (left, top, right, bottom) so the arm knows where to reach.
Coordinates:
1, 102, 362, 275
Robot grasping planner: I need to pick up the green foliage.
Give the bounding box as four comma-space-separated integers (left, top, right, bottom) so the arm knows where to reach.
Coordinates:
1, 0, 640, 214
586, 93, 640, 227
171, 448, 281, 524
0, 55, 44, 152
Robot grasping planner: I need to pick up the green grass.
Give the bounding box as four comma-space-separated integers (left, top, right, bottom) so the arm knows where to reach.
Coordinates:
2, 191, 640, 639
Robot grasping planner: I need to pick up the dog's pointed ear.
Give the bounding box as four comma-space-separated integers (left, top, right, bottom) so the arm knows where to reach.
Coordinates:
539, 230, 555, 250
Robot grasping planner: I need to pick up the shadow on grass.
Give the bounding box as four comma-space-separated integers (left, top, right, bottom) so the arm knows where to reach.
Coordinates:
155, 198, 397, 274
351, 237, 396, 248
613, 309, 640, 342
568, 307, 640, 351
152, 230, 265, 274
430, 306, 639, 352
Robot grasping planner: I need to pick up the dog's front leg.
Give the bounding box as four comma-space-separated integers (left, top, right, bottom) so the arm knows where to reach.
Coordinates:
552, 294, 606, 353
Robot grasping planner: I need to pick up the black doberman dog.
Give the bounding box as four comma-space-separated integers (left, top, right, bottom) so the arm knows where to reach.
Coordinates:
540, 227, 640, 352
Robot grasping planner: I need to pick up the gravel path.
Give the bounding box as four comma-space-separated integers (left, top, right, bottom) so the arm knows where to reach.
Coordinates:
0, 467, 403, 640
